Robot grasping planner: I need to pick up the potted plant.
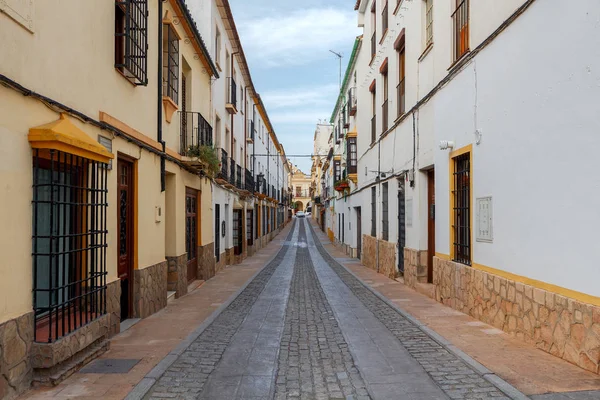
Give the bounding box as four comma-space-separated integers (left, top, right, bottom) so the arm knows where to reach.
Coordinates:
334, 178, 349, 192
186, 145, 220, 178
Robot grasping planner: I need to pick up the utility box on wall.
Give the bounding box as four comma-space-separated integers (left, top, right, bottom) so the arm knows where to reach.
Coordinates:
476, 197, 493, 243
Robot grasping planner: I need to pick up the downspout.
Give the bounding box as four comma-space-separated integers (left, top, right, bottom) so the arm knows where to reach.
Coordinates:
158, 0, 166, 192
376, 137, 381, 273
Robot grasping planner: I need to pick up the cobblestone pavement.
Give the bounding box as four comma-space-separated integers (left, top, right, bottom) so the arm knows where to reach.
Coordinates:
143, 222, 296, 399
531, 391, 600, 400
306, 220, 513, 400
274, 222, 369, 400
139, 218, 529, 400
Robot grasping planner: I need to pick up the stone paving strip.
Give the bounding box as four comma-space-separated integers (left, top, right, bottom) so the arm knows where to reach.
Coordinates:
305, 220, 516, 400
305, 221, 448, 400
141, 221, 297, 400
197, 225, 299, 399
274, 221, 370, 400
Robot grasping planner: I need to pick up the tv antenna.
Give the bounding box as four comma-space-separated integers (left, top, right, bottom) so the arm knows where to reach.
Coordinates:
329, 50, 343, 91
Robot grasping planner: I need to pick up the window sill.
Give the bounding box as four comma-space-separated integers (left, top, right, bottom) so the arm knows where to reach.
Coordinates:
163, 96, 179, 123
379, 28, 389, 45
448, 49, 471, 72
115, 68, 138, 87
418, 42, 434, 62
393, 0, 403, 15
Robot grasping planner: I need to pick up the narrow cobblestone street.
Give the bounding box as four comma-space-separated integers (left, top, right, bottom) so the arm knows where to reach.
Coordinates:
138, 220, 523, 400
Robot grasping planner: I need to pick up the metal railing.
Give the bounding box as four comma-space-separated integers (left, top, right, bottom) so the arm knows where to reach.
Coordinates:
382, 100, 388, 133
397, 79, 406, 118
236, 165, 242, 189
371, 115, 376, 144
179, 111, 212, 156
248, 119, 255, 141
229, 159, 236, 185
348, 87, 357, 115
227, 77, 237, 109
452, 0, 469, 61
218, 149, 228, 180
245, 169, 254, 192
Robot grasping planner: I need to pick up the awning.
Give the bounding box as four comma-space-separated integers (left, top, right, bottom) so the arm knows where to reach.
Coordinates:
28, 113, 114, 163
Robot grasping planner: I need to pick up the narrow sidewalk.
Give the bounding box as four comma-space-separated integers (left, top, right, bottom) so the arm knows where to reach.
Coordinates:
308, 219, 600, 398
20, 223, 293, 400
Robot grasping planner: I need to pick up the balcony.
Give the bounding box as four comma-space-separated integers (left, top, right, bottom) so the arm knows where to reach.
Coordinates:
226, 77, 237, 114
397, 79, 406, 118
229, 159, 236, 186
179, 111, 216, 174
247, 119, 255, 143
217, 148, 229, 182
382, 100, 388, 133
236, 165, 242, 189
348, 87, 357, 116
245, 169, 254, 192
371, 114, 376, 144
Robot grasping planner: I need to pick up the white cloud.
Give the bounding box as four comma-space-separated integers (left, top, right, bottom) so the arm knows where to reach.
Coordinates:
261, 84, 339, 109
269, 110, 332, 125
237, 8, 360, 67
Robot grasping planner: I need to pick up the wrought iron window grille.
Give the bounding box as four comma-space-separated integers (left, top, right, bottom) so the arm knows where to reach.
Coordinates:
32, 149, 108, 343
115, 0, 149, 86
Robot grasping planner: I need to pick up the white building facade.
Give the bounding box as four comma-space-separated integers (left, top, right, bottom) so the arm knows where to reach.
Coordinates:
321, 0, 600, 373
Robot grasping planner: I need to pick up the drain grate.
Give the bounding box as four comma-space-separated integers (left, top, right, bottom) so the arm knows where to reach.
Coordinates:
79, 358, 141, 374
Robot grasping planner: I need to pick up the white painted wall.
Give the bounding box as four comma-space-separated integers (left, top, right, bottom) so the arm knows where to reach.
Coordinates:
435, 0, 600, 297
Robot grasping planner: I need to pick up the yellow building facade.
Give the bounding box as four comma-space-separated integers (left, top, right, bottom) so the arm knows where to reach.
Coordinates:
0, 0, 219, 396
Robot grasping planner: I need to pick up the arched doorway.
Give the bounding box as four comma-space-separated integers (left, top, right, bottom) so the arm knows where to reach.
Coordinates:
295, 201, 304, 213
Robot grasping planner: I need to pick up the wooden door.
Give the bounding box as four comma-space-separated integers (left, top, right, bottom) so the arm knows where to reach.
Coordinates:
356, 207, 362, 259
427, 169, 436, 283
233, 209, 242, 255
398, 182, 406, 273
118, 158, 134, 321
186, 188, 198, 282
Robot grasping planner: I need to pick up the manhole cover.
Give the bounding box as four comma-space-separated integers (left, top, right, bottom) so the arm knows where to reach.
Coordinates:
79, 358, 140, 374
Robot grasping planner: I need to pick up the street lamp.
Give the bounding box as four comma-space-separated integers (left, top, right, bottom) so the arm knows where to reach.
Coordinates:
257, 173, 264, 193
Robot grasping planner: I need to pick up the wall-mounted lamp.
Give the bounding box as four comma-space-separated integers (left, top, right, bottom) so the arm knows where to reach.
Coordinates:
439, 140, 455, 150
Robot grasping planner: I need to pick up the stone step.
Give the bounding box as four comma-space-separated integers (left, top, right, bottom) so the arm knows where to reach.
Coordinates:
167, 291, 176, 304
414, 282, 435, 299
33, 339, 109, 387
187, 280, 205, 293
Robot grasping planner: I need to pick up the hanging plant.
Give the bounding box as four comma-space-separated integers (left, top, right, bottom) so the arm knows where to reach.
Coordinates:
187, 145, 220, 178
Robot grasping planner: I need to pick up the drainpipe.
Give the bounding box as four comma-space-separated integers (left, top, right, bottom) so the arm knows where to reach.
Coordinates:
376, 138, 381, 273
158, 0, 166, 192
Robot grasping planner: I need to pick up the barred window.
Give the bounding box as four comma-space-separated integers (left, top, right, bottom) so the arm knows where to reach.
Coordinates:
347, 137, 357, 174
453, 153, 471, 265
163, 23, 179, 104
32, 150, 108, 342
371, 187, 377, 237
453, 0, 469, 61
425, 0, 433, 47
247, 210, 254, 246
334, 160, 341, 183
382, 183, 389, 240
115, 0, 148, 86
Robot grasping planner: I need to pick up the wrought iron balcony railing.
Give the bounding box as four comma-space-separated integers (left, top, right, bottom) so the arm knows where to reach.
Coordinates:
348, 87, 357, 116
229, 159, 236, 185
226, 77, 237, 110
236, 165, 242, 189
179, 111, 212, 156
245, 169, 254, 192
217, 148, 228, 181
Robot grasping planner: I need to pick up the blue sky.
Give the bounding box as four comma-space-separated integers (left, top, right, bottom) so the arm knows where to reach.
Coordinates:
229, 0, 361, 173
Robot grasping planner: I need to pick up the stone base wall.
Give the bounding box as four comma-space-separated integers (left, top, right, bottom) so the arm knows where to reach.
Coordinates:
32, 313, 110, 385
106, 280, 121, 337
361, 235, 398, 280
198, 243, 216, 280
0, 312, 33, 400
433, 257, 600, 374
247, 244, 256, 257
404, 248, 428, 289
215, 252, 226, 273
133, 261, 168, 319
226, 248, 234, 265
166, 253, 187, 298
